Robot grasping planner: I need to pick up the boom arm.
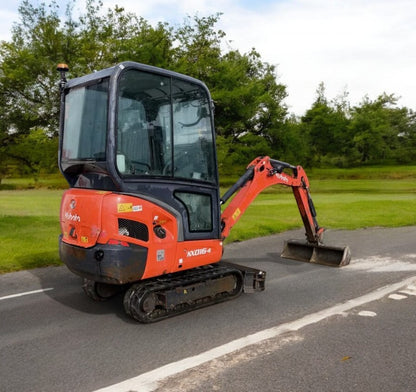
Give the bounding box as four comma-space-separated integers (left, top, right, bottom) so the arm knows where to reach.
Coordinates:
220, 156, 324, 244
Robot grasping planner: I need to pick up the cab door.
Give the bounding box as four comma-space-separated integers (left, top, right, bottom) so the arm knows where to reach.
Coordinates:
113, 65, 221, 241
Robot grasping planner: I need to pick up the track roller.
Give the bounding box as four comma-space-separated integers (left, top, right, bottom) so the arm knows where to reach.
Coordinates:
82, 279, 124, 301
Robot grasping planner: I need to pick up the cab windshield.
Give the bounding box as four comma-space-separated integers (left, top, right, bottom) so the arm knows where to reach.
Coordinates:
62, 78, 109, 161
116, 69, 216, 183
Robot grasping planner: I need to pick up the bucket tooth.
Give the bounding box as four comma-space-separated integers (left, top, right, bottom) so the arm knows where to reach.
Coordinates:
281, 240, 351, 267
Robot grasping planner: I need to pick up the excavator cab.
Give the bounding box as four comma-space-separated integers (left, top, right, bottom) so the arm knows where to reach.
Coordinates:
57, 61, 349, 322
60, 62, 220, 242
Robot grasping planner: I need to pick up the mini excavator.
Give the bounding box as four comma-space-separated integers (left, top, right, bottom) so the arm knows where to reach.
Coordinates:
57, 61, 350, 323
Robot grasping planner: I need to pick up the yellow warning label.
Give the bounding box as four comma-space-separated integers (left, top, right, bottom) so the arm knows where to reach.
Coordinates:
232, 208, 241, 221
81, 236, 89, 243
117, 203, 133, 213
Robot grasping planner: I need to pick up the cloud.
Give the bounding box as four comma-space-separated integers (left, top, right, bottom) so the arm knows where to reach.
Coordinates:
1, 0, 415, 115
215, 0, 416, 114
103, 0, 416, 114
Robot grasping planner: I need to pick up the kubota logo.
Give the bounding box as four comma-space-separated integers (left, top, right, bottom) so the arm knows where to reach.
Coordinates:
65, 212, 81, 222
186, 248, 212, 257
275, 173, 289, 183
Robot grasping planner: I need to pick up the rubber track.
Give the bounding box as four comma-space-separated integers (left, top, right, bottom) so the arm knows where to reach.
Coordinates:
123, 263, 244, 323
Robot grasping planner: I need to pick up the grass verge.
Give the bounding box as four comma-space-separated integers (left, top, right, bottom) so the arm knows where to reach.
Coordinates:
1, 168, 415, 273
224, 190, 416, 242
0, 190, 63, 273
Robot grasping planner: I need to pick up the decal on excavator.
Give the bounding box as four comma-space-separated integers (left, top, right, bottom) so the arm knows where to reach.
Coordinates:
64, 212, 81, 222
186, 248, 212, 257
232, 208, 241, 221
275, 173, 289, 183
117, 203, 143, 213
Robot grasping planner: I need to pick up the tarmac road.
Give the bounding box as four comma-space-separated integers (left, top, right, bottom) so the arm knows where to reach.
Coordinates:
1, 226, 416, 392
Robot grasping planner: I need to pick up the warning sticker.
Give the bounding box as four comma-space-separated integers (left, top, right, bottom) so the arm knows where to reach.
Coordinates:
117, 203, 133, 213
117, 203, 143, 213
232, 208, 241, 221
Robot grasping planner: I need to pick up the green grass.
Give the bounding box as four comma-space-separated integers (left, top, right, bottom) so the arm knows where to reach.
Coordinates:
223, 190, 416, 242
221, 175, 416, 242
0, 190, 64, 273
219, 165, 416, 186
0, 174, 67, 190
307, 165, 416, 180
1, 167, 416, 272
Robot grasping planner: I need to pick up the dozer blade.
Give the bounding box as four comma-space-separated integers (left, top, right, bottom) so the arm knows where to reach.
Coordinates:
281, 240, 351, 267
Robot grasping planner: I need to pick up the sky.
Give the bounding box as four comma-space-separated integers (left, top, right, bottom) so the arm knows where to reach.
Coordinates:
0, 0, 415, 116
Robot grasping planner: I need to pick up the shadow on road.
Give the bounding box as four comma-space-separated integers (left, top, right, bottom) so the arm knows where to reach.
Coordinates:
29, 265, 138, 324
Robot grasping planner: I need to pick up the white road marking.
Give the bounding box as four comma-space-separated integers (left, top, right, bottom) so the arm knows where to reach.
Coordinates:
94, 275, 416, 392
400, 284, 416, 296
348, 255, 416, 272
358, 311, 377, 317
0, 288, 54, 301
388, 293, 408, 300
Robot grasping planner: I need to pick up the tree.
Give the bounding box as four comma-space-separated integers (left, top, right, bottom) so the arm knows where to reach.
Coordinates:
0, 0, 174, 144
0, 0, 65, 137
396, 109, 416, 163
300, 83, 350, 166
172, 14, 288, 143
6, 128, 58, 180
297, 86, 416, 167
0, 1, 288, 177
348, 94, 408, 164
172, 13, 225, 80
0, 0, 71, 179
74, 0, 174, 73
0, 91, 8, 183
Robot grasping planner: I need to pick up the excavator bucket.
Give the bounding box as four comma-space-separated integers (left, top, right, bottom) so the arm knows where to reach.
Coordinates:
281, 240, 351, 267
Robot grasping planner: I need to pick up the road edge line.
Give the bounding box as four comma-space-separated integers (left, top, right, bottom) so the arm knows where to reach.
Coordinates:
0, 288, 54, 301
94, 275, 416, 392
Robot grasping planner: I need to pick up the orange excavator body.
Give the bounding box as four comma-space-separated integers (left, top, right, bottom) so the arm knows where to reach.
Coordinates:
57, 62, 350, 322
60, 189, 223, 283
